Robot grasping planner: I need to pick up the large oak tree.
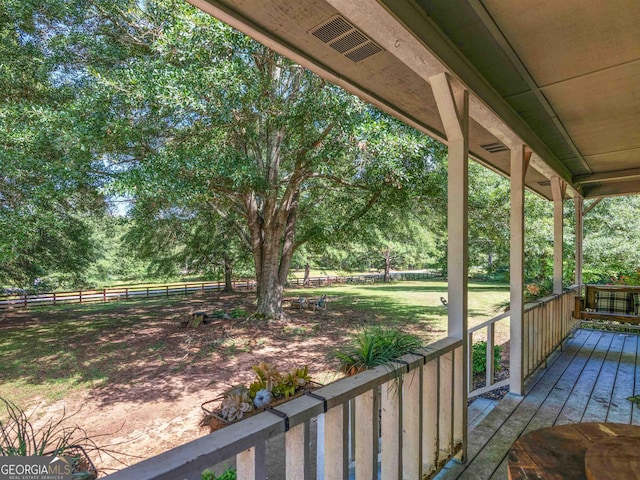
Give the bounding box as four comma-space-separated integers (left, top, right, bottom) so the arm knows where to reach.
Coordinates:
70, 0, 445, 317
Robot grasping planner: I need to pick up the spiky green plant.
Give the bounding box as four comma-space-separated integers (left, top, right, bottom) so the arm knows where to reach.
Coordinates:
0, 398, 104, 478
333, 326, 422, 375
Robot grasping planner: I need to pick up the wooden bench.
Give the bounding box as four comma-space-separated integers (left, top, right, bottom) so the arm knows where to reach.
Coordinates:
309, 294, 327, 311
289, 297, 308, 309
574, 284, 640, 324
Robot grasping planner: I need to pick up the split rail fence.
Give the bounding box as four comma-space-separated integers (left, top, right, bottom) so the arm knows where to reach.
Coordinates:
0, 271, 441, 310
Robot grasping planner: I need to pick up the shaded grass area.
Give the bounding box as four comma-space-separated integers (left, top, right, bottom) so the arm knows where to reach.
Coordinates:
0, 297, 192, 406
0, 280, 509, 408
299, 280, 509, 325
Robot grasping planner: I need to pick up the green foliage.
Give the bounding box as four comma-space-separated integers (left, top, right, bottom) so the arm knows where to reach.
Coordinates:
333, 326, 422, 375
229, 308, 247, 319
0, 1, 106, 289
250, 361, 282, 393
275, 366, 311, 399
580, 196, 640, 284
202, 468, 236, 480
472, 341, 502, 375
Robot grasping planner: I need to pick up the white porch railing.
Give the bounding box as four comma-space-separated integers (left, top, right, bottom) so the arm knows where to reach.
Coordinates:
467, 287, 579, 398
105, 337, 464, 480
522, 287, 578, 379
467, 311, 511, 399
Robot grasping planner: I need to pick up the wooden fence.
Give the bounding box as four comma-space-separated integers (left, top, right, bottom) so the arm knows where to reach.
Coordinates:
0, 271, 442, 310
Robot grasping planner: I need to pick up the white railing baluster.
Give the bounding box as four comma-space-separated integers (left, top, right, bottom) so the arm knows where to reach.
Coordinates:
485, 323, 494, 388
355, 389, 379, 480
237, 442, 266, 480
453, 345, 465, 460
324, 404, 349, 480
381, 379, 401, 480
286, 421, 310, 479
402, 366, 422, 479
467, 331, 474, 393
438, 352, 453, 463
349, 399, 356, 463
422, 359, 439, 475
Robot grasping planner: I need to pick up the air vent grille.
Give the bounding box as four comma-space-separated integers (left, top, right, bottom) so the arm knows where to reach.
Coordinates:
480, 142, 509, 153
310, 15, 384, 63
345, 42, 384, 62
330, 30, 368, 53
538, 180, 551, 186
311, 16, 352, 43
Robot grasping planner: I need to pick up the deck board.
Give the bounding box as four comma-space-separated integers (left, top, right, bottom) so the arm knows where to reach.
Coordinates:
555, 331, 613, 425
582, 333, 625, 422
523, 329, 602, 433
606, 334, 637, 424
440, 329, 640, 480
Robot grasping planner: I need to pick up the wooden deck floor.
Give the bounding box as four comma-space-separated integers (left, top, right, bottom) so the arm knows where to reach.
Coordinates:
439, 328, 640, 479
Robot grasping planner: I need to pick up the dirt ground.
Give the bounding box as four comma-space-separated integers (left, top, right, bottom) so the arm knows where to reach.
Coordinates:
1, 290, 452, 476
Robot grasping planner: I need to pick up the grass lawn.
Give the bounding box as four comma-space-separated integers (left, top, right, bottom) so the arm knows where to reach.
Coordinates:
0, 279, 509, 406
301, 279, 508, 323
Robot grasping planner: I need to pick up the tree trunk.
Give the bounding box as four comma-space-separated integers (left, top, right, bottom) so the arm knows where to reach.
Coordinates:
223, 254, 233, 292
384, 249, 392, 282
303, 263, 310, 286
255, 230, 286, 318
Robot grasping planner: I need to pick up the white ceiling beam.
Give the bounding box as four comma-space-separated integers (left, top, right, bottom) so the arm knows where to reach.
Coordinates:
582, 180, 640, 198
574, 167, 640, 185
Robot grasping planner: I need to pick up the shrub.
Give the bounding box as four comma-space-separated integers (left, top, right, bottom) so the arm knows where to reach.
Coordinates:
333, 326, 423, 375
229, 308, 247, 318
472, 341, 502, 375
202, 467, 236, 480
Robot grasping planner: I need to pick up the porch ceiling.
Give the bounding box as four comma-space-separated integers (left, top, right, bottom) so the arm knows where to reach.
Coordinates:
189, 0, 640, 199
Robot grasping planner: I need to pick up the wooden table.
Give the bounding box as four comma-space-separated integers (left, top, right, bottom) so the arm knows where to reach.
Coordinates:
508, 422, 640, 480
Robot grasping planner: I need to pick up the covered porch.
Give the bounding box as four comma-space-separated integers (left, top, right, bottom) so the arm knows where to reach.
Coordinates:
441, 328, 640, 479
106, 0, 640, 478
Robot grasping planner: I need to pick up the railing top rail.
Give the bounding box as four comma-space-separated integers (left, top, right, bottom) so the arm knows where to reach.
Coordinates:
105, 335, 461, 480
468, 288, 578, 335
524, 288, 577, 311
468, 310, 510, 334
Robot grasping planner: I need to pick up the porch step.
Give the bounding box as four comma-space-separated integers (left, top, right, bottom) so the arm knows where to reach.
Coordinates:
468, 397, 499, 432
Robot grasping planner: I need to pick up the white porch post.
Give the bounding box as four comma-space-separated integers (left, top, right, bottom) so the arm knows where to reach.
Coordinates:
574, 196, 584, 287
509, 145, 530, 396
430, 72, 468, 460
551, 177, 566, 295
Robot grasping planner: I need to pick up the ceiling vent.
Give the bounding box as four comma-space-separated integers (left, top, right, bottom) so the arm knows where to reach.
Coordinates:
480, 142, 509, 153
310, 15, 383, 63
538, 180, 551, 187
